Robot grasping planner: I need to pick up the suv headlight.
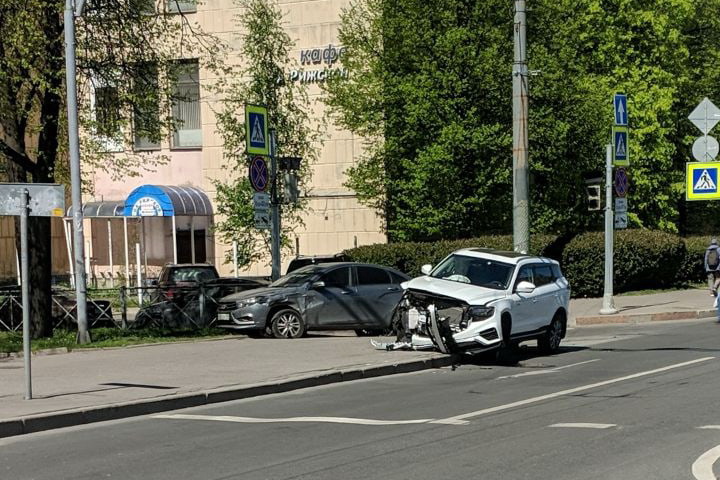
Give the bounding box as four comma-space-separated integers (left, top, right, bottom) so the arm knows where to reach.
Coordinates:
236, 296, 267, 308
467, 306, 494, 320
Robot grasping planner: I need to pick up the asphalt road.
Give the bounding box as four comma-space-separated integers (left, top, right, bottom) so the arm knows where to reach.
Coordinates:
3, 320, 720, 480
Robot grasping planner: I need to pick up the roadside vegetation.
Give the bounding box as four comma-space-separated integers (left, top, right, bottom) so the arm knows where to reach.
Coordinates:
0, 328, 229, 354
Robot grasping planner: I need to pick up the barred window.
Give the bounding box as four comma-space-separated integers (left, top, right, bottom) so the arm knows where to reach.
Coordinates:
171, 61, 202, 148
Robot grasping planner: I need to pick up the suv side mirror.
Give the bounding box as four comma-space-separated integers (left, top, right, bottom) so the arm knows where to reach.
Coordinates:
421, 264, 432, 275
311, 281, 326, 289
515, 281, 536, 294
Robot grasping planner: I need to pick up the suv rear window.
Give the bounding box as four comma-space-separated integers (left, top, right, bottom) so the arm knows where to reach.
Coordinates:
168, 267, 217, 283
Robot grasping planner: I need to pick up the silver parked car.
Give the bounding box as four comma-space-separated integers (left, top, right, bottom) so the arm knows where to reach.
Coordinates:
216, 263, 410, 338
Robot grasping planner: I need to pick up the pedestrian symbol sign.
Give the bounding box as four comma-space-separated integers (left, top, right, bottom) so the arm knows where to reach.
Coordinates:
687, 162, 720, 200
245, 104, 269, 156
613, 126, 629, 166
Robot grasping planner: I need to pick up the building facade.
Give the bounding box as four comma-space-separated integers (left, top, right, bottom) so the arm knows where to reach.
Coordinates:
72, 0, 384, 282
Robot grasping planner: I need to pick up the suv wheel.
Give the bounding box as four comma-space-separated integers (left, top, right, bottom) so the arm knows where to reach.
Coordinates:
270, 309, 305, 339
538, 312, 564, 354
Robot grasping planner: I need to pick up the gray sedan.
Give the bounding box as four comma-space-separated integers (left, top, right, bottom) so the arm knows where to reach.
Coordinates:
215, 262, 410, 338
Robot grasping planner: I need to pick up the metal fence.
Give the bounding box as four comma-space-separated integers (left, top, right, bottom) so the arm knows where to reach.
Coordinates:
0, 282, 231, 332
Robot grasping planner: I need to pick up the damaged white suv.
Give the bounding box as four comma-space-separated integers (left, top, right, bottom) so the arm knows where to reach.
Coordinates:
393, 248, 570, 355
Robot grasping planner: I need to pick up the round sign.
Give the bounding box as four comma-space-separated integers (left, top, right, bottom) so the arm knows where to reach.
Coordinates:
249, 156, 269, 192
131, 196, 163, 216
692, 135, 719, 162
614, 168, 629, 198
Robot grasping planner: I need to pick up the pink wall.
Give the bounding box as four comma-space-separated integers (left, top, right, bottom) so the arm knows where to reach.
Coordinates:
90, 150, 204, 201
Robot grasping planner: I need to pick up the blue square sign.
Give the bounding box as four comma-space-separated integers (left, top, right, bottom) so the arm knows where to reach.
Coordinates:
245, 104, 270, 155
692, 167, 718, 194
248, 112, 266, 149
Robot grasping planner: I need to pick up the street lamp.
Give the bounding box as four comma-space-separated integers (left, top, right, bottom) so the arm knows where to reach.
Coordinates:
64, 0, 90, 343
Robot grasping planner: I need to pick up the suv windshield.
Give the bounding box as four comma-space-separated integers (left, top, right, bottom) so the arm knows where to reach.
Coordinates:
271, 265, 324, 287
430, 254, 514, 290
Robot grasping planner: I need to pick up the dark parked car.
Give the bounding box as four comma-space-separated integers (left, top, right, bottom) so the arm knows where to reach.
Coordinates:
216, 262, 410, 338
285, 254, 350, 274
134, 264, 269, 328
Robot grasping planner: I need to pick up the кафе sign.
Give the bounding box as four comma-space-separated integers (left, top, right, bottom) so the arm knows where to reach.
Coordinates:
289, 44, 349, 84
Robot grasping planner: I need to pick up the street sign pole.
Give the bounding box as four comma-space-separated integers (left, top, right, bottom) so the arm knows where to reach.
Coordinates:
20, 189, 31, 400
601, 143, 618, 315
270, 130, 281, 281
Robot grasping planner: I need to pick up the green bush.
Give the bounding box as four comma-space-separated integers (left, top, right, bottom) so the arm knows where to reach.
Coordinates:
344, 234, 559, 277
562, 230, 687, 297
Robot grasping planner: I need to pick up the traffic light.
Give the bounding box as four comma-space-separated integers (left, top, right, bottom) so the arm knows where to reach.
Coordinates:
586, 184, 601, 211
283, 172, 300, 203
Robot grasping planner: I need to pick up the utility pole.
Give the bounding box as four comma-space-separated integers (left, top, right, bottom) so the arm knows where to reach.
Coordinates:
512, 0, 530, 254
600, 144, 618, 314
269, 129, 281, 281
64, 0, 90, 343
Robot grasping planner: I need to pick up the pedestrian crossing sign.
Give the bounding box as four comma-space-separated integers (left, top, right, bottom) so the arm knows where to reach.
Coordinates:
687, 162, 720, 200
612, 126, 629, 166
245, 104, 269, 156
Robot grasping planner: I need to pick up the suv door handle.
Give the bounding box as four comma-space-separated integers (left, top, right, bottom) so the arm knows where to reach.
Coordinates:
386, 287, 400, 291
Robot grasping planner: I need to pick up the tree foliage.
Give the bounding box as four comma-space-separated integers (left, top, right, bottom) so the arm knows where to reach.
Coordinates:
0, 0, 223, 337
213, 0, 320, 269
325, 0, 720, 241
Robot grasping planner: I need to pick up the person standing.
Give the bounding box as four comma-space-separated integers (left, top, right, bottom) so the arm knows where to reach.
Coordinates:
705, 238, 720, 296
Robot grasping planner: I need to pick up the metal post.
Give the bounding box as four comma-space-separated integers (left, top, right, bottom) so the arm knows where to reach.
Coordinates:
21, 189, 32, 399
85, 240, 92, 288
64, 0, 90, 344
136, 243, 142, 304
233, 240, 238, 277
107, 219, 114, 287
190, 217, 195, 264
270, 130, 281, 281
600, 143, 618, 315
120, 286, 127, 329
64, 219, 75, 288
512, 0, 530, 254
15, 246, 21, 287
123, 217, 129, 288
171, 216, 178, 264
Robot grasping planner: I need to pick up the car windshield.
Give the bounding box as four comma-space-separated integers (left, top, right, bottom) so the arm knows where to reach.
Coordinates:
271, 265, 324, 287
430, 254, 514, 290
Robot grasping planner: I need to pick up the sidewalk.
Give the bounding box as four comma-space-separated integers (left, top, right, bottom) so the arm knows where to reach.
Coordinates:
570, 288, 715, 326
0, 288, 715, 439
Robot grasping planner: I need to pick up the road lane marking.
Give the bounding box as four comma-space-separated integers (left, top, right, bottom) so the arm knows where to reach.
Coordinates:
699, 426, 720, 430
692, 444, 720, 480
496, 359, 600, 379
549, 423, 616, 429
153, 413, 434, 426
432, 357, 715, 425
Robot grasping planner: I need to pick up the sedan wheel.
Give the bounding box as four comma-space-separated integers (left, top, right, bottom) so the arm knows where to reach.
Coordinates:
538, 313, 564, 354
270, 309, 305, 339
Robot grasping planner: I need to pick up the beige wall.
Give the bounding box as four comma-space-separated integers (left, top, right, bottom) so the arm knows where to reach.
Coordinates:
86, 0, 385, 278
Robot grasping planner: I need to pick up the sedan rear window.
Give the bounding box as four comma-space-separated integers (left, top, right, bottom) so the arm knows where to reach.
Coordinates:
169, 267, 216, 283
431, 254, 514, 290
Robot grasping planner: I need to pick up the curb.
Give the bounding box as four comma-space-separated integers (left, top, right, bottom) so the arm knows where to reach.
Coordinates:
0, 355, 453, 439
575, 309, 716, 326
0, 347, 69, 360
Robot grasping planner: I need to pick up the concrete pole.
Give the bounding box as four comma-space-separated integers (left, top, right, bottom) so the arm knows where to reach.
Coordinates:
270, 130, 281, 281
600, 143, 618, 315
512, 0, 530, 254
21, 189, 32, 400
64, 0, 90, 343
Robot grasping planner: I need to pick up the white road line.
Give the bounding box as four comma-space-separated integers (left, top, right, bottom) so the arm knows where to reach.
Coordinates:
692, 444, 720, 480
699, 426, 720, 430
549, 423, 616, 429
432, 357, 715, 425
497, 359, 600, 379
153, 413, 434, 426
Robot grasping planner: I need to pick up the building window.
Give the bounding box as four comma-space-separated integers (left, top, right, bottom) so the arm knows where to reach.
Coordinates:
171, 61, 202, 149
92, 81, 123, 152
167, 0, 196, 13
133, 63, 161, 151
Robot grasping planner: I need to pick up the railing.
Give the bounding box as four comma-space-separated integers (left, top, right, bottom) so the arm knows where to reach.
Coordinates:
0, 279, 261, 331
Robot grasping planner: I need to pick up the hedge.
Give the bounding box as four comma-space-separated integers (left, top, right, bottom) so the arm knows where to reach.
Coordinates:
345, 231, 712, 298
561, 230, 687, 297
344, 234, 560, 278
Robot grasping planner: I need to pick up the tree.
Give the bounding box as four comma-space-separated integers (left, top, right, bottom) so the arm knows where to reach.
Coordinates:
325, 0, 720, 241
213, 0, 320, 269
0, 0, 224, 337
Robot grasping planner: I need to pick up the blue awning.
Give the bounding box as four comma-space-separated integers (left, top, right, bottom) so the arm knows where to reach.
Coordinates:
123, 185, 213, 217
